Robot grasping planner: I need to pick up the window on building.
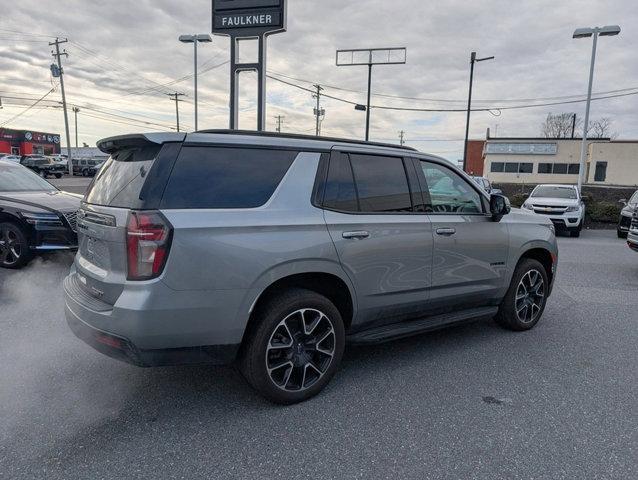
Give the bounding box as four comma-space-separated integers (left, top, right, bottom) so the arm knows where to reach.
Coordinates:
490, 162, 505, 173
538, 163, 552, 174
594, 161, 607, 182
349, 154, 413, 213
568, 163, 580, 175
519, 163, 533, 173
504, 162, 519, 173
553, 163, 568, 174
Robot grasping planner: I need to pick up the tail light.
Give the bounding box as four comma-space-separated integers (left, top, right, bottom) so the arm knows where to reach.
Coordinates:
126, 211, 172, 281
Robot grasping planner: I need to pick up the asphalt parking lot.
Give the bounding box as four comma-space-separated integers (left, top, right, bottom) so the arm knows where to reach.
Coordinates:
0, 230, 636, 479
49, 176, 92, 196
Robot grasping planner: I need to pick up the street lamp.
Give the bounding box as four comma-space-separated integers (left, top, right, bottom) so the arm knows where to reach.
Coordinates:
179, 34, 212, 131
572, 25, 620, 192
463, 51, 494, 172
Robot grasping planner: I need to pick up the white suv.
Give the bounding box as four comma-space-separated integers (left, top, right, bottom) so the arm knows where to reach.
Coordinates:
522, 184, 585, 237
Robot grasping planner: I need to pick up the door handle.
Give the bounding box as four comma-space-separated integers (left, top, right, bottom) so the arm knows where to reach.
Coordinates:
436, 227, 456, 236
342, 231, 370, 239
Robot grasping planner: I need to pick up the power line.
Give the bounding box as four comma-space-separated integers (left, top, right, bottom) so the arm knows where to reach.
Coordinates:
0, 88, 55, 127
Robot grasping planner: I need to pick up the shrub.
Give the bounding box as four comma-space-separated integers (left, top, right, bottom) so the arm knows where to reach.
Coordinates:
509, 194, 527, 208
586, 201, 621, 223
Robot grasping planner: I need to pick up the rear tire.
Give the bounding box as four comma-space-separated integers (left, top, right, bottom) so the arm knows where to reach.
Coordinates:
495, 258, 549, 331
239, 288, 345, 405
54, 173, 62, 179
0, 222, 32, 269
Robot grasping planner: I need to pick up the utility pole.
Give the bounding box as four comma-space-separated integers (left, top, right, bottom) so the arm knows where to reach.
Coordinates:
274, 115, 284, 133
463, 51, 494, 172
166, 93, 185, 132
313, 84, 323, 136
571, 113, 577, 138
50, 38, 73, 175
72, 107, 80, 148
399, 130, 406, 146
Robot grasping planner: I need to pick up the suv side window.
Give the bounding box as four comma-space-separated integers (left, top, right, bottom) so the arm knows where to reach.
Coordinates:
349, 154, 413, 213
161, 147, 298, 209
418, 160, 483, 214
323, 153, 415, 213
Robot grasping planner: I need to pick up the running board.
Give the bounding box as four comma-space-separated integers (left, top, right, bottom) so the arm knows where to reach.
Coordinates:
346, 306, 498, 345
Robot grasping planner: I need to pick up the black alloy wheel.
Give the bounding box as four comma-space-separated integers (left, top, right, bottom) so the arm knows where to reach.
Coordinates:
0, 222, 31, 269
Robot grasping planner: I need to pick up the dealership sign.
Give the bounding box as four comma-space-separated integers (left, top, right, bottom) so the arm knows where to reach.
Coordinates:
212, 0, 286, 36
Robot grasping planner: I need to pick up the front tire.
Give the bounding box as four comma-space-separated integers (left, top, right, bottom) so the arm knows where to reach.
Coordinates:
618, 229, 628, 239
495, 258, 549, 331
240, 288, 345, 404
54, 173, 62, 179
0, 222, 32, 269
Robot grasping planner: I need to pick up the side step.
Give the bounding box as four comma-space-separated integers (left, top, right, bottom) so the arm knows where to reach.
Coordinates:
346, 306, 498, 345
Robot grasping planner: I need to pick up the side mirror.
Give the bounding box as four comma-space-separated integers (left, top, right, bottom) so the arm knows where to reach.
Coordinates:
491, 188, 503, 195
619, 198, 627, 206
523, 193, 530, 198
490, 194, 511, 222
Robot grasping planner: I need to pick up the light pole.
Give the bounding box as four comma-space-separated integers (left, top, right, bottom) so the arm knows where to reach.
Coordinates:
573, 25, 621, 192
179, 34, 212, 131
463, 51, 494, 172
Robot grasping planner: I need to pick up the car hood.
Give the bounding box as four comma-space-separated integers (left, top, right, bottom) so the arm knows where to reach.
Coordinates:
0, 190, 82, 213
527, 196, 579, 206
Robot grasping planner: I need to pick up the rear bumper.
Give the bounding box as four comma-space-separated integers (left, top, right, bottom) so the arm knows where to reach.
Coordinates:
63, 273, 243, 366
628, 234, 638, 252
65, 305, 239, 366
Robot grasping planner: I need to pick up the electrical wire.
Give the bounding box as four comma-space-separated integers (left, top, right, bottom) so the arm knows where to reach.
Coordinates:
0, 88, 55, 128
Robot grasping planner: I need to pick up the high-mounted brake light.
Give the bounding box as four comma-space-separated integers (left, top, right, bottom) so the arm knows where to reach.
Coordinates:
126, 211, 172, 280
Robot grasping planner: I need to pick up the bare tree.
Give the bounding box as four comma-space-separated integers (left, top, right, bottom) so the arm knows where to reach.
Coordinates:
587, 117, 618, 139
540, 113, 581, 138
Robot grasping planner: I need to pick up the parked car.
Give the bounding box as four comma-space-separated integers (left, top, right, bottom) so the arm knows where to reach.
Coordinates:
627, 206, 638, 253
0, 160, 80, 269
72, 158, 102, 176
617, 190, 638, 238
86, 161, 105, 177
472, 176, 502, 195
49, 154, 69, 166
521, 184, 585, 237
0, 155, 22, 163
64, 131, 558, 404
20, 155, 66, 179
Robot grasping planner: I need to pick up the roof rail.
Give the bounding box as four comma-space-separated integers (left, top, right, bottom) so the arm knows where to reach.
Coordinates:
193, 129, 418, 152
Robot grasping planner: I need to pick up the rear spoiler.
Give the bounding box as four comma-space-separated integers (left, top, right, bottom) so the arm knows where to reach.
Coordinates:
97, 133, 186, 154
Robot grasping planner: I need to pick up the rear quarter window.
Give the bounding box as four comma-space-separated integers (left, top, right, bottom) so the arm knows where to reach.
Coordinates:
160, 147, 298, 209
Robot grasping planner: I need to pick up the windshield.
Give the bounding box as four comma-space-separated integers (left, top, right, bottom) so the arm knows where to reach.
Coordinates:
532, 186, 577, 199
629, 191, 638, 205
0, 163, 57, 192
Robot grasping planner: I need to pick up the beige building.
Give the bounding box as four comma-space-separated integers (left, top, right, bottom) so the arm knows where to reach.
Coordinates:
483, 137, 638, 187
587, 141, 638, 186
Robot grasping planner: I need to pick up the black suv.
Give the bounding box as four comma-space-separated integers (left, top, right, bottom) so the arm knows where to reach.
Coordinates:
20, 155, 66, 179
0, 160, 80, 268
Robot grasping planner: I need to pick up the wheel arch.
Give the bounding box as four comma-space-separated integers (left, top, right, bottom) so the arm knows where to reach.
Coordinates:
241, 270, 356, 347
518, 247, 555, 286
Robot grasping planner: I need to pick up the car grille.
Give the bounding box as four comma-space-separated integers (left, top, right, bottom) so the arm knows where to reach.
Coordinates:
63, 210, 78, 232
532, 204, 568, 215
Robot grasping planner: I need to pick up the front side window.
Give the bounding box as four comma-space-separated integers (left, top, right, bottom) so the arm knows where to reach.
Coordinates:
419, 161, 483, 214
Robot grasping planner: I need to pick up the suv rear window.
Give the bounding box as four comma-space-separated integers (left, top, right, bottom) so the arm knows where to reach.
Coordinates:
160, 147, 298, 209
85, 145, 161, 207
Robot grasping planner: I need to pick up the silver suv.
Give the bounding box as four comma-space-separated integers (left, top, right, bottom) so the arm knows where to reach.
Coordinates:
64, 131, 558, 404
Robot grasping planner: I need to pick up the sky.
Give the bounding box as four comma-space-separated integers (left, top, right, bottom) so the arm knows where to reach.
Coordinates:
0, 0, 636, 161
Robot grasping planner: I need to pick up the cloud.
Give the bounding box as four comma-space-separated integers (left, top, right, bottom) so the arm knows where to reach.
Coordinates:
0, 0, 636, 160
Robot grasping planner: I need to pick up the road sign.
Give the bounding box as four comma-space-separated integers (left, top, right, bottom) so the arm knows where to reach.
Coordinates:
212, 0, 286, 37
